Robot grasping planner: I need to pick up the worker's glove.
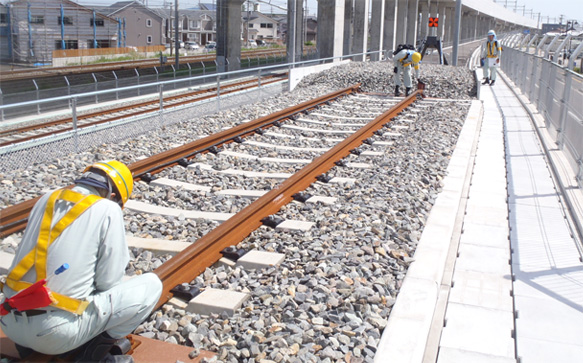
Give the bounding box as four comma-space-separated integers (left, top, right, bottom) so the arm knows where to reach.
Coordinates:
394, 67, 398, 73
496, 58, 500, 64
480, 58, 485, 67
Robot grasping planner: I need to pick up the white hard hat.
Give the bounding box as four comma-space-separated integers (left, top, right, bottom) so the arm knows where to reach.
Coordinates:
488, 30, 496, 37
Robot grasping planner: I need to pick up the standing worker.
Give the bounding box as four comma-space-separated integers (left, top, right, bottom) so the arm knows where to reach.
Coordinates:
0, 160, 162, 362
393, 47, 422, 97
481, 30, 502, 86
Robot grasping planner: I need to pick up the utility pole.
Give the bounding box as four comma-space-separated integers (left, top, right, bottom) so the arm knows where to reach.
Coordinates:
452, 0, 462, 66
175, 0, 179, 67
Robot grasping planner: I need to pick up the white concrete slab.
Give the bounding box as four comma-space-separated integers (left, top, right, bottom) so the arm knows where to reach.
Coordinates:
126, 236, 190, 256
360, 151, 383, 156
215, 189, 267, 198
243, 140, 329, 152
258, 156, 311, 164
306, 196, 337, 205
187, 288, 250, 316
219, 150, 258, 159
455, 244, 511, 274
0, 251, 15, 275
282, 124, 353, 134
440, 302, 515, 358
188, 163, 292, 179
150, 178, 211, 192
329, 177, 356, 184
125, 200, 233, 221
275, 220, 314, 231
450, 270, 513, 311
236, 250, 285, 270
460, 223, 510, 249
346, 162, 372, 169
437, 347, 516, 363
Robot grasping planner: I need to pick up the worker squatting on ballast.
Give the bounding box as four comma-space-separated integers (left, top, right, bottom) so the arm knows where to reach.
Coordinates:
393, 47, 422, 97
481, 30, 502, 86
0, 161, 163, 362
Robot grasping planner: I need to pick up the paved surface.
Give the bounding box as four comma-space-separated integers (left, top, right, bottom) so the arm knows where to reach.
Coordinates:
376, 71, 583, 363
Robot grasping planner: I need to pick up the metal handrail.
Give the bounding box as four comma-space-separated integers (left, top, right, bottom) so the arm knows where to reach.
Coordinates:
0, 51, 384, 113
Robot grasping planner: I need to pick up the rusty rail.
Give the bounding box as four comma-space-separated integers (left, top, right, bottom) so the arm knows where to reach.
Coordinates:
153, 89, 422, 309
0, 75, 285, 146
0, 49, 287, 82
0, 85, 359, 237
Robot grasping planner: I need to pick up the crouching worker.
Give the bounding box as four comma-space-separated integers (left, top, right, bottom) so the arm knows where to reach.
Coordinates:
393, 48, 422, 97
0, 160, 162, 362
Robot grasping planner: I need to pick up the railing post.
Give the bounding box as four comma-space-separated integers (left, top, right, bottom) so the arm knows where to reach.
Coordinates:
91, 73, 98, 103
557, 70, 573, 150
72, 97, 79, 152
201, 61, 205, 75
216, 74, 221, 113
258, 68, 262, 99
187, 63, 192, 85
171, 65, 176, 88
0, 87, 4, 121
529, 56, 539, 102
64, 75, 70, 97
134, 69, 140, 96
32, 79, 40, 114
159, 83, 164, 113
112, 71, 119, 100
154, 66, 159, 83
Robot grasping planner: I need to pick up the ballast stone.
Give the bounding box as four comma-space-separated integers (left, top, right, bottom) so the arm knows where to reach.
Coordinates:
187, 288, 250, 317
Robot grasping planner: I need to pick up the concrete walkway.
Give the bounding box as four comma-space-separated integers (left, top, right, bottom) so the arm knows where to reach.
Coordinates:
375, 72, 583, 363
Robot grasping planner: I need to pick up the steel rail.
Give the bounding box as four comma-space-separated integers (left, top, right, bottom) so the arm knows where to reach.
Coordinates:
0, 49, 287, 82
128, 85, 360, 177
0, 85, 359, 238
0, 75, 285, 146
153, 89, 422, 309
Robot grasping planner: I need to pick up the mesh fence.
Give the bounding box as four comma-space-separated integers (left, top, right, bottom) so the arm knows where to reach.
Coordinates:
0, 82, 286, 172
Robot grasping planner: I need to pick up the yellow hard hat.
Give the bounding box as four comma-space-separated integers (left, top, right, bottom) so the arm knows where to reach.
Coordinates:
84, 160, 133, 207
412, 52, 422, 64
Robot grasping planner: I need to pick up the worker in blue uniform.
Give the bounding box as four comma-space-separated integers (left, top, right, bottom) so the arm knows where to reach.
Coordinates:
0, 160, 162, 362
481, 30, 502, 86
393, 48, 422, 97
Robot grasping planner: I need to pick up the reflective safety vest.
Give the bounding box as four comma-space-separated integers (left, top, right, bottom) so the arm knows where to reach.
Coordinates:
486, 40, 501, 58
399, 51, 413, 67
1, 189, 102, 315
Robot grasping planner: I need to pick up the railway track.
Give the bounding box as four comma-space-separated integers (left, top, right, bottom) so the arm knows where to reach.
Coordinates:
0, 83, 473, 361
0, 49, 288, 82
0, 73, 287, 148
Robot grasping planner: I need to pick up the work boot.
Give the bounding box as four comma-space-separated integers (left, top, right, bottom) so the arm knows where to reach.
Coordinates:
14, 343, 35, 359
102, 353, 135, 363
395, 85, 401, 97
482, 77, 490, 85
405, 87, 411, 96
74, 332, 118, 362
489, 80, 496, 86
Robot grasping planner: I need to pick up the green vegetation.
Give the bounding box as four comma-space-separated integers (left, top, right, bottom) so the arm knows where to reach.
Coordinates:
66, 51, 157, 66
305, 41, 314, 46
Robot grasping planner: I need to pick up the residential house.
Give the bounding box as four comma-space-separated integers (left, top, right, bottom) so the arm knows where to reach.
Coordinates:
0, 0, 118, 63
181, 9, 215, 46
242, 10, 278, 44
98, 0, 163, 47
278, 14, 316, 45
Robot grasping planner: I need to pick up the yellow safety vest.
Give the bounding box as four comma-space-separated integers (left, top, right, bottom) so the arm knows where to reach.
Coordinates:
2, 189, 102, 315
486, 40, 501, 58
